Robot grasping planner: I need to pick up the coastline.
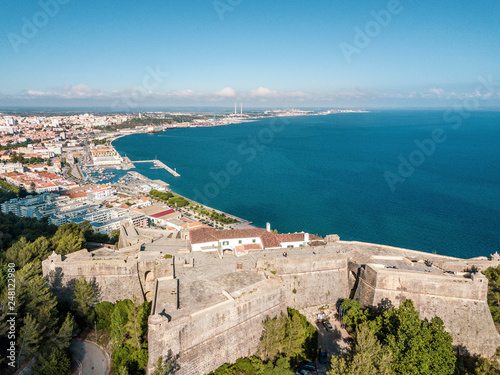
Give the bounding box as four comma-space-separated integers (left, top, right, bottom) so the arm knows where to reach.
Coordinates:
108, 111, 498, 258
109, 114, 333, 229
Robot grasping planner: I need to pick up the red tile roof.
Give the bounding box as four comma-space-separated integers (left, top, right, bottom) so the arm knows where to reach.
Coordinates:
235, 243, 263, 253
190, 228, 291, 249
190, 228, 218, 244
277, 233, 305, 242
309, 234, 324, 242
150, 209, 176, 218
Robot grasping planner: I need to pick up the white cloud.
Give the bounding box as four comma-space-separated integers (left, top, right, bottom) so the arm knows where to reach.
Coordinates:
214, 87, 236, 97
249, 87, 278, 98
25, 90, 55, 97
426, 87, 445, 97
61, 84, 102, 98
170, 89, 195, 97
283, 91, 310, 99
8, 83, 500, 106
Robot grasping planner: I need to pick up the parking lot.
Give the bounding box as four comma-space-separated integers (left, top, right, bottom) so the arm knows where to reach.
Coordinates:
299, 305, 350, 374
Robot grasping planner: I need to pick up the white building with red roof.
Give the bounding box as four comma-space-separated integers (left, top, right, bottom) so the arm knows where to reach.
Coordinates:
189, 224, 324, 256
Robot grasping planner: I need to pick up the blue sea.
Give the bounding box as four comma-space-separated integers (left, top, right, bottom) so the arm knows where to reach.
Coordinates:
113, 110, 500, 259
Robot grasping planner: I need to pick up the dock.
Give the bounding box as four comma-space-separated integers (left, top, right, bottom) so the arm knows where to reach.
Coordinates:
130, 159, 180, 177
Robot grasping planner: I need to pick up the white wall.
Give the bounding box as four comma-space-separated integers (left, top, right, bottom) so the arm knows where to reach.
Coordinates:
281, 241, 306, 248
219, 237, 262, 250
192, 241, 218, 252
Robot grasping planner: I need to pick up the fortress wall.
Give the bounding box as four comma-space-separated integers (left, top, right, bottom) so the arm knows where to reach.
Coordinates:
438, 259, 500, 273
353, 265, 377, 306
137, 258, 173, 301
364, 266, 488, 301
148, 278, 286, 375
355, 265, 500, 357
42, 258, 145, 303
257, 255, 349, 309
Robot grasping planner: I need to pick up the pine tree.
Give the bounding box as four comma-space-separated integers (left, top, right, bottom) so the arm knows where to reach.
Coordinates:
23, 273, 58, 337
73, 276, 97, 323
329, 322, 393, 375
126, 297, 145, 350
259, 313, 287, 361
151, 356, 170, 375
284, 312, 305, 358
17, 313, 40, 368
33, 349, 71, 375
54, 313, 75, 351
51, 223, 86, 255
110, 305, 126, 349
377, 300, 456, 375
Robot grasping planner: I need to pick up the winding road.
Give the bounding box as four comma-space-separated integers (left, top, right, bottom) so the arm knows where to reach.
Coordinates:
70, 340, 109, 375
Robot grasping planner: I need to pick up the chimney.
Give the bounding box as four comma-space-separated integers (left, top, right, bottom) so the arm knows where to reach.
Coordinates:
304, 232, 310, 243
266, 222, 271, 232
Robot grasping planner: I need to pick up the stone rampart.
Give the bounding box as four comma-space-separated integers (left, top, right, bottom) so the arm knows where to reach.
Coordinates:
354, 264, 500, 356
257, 254, 349, 309
42, 251, 173, 303
148, 278, 286, 375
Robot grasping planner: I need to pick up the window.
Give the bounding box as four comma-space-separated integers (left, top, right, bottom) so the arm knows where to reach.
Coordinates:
288, 245, 294, 248
252, 239, 256, 243
299, 244, 303, 247
222, 241, 229, 245
238, 240, 242, 244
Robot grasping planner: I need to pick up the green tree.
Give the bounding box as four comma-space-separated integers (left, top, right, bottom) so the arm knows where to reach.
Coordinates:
127, 297, 146, 350
17, 313, 40, 367
55, 313, 75, 351
111, 343, 148, 374
73, 276, 97, 323
270, 357, 294, 375
19, 269, 58, 340
484, 265, 500, 325
5, 237, 51, 268
474, 357, 500, 375
328, 322, 393, 375
151, 356, 171, 375
110, 305, 126, 349
33, 349, 71, 375
259, 313, 287, 361
284, 312, 305, 358
340, 298, 369, 333
51, 223, 86, 255
151, 350, 180, 375
95, 301, 115, 331
376, 300, 455, 375
110, 229, 121, 245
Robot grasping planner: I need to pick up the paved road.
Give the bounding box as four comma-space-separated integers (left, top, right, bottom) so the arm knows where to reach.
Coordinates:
70, 340, 108, 375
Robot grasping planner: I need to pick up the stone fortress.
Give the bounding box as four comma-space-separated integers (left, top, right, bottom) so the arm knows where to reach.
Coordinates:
41, 222, 500, 375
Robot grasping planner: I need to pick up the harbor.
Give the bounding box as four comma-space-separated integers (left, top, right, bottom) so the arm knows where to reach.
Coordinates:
130, 159, 181, 177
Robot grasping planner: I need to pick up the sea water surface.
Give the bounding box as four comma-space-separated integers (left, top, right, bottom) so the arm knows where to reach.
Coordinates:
113, 110, 500, 259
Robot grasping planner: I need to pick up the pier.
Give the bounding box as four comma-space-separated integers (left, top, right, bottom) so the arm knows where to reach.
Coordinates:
130, 159, 180, 177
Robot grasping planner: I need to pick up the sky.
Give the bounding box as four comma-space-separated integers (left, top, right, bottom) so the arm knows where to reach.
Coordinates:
1, 0, 499, 109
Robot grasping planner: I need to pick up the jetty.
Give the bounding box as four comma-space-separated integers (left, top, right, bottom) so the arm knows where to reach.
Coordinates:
130, 159, 180, 177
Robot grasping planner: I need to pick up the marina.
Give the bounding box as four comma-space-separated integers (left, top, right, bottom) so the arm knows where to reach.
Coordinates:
81, 165, 117, 184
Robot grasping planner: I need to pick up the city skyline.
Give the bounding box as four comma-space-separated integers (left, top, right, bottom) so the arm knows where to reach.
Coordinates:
1, 0, 500, 108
